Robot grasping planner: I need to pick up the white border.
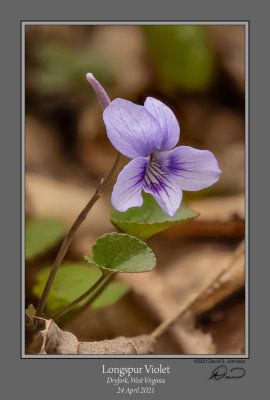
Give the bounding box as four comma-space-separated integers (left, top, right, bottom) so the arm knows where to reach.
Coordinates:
22, 21, 249, 359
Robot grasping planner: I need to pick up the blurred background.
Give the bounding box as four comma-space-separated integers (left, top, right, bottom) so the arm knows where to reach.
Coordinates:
25, 24, 245, 355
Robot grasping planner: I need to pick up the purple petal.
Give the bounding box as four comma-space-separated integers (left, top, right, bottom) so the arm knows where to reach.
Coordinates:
142, 155, 183, 216
103, 98, 163, 159
111, 157, 149, 212
86, 73, 110, 110
160, 146, 222, 191
144, 97, 180, 151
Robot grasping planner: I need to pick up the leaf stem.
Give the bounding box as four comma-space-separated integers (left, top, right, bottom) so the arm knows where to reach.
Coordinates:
65, 273, 116, 321
35, 151, 121, 317
50, 271, 115, 320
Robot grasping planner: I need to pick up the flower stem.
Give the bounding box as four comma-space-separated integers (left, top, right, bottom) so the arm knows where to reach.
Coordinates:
50, 271, 115, 320
35, 151, 121, 317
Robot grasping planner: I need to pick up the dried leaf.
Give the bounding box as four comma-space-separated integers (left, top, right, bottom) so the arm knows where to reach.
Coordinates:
40, 319, 78, 355
35, 318, 155, 355
25, 304, 36, 318
208, 26, 245, 94
192, 242, 245, 315
203, 300, 245, 354
91, 26, 150, 95
158, 240, 245, 322
160, 195, 244, 238
78, 335, 155, 355
171, 312, 215, 354
118, 271, 216, 354
25, 313, 47, 354
26, 172, 112, 237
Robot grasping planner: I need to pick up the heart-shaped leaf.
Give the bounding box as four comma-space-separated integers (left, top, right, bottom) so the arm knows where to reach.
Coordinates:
32, 262, 130, 314
84, 232, 156, 273
26, 217, 66, 260
110, 193, 199, 240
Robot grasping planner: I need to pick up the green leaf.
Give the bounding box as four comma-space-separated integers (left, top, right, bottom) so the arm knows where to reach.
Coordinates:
110, 193, 199, 240
84, 232, 156, 273
143, 25, 215, 92
32, 262, 130, 314
25, 217, 66, 260
91, 281, 129, 309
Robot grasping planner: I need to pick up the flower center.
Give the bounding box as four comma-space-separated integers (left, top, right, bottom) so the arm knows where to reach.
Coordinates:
143, 154, 166, 191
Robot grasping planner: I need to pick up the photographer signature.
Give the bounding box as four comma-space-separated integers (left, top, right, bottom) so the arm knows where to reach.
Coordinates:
209, 365, 246, 380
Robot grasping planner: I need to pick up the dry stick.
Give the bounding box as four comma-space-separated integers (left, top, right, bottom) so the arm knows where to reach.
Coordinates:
151, 241, 245, 340
50, 271, 115, 320
35, 152, 121, 317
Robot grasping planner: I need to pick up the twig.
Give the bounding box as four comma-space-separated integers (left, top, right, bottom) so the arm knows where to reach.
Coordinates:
50, 271, 115, 320
151, 241, 245, 340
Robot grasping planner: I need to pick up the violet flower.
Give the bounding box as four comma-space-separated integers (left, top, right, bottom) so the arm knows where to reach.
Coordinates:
86, 74, 221, 217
